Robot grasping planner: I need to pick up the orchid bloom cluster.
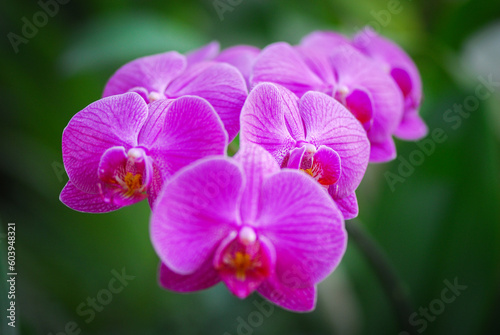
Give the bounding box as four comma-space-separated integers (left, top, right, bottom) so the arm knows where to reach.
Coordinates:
60, 28, 426, 312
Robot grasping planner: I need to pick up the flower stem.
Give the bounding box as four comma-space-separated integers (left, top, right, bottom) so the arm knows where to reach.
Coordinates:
346, 219, 418, 335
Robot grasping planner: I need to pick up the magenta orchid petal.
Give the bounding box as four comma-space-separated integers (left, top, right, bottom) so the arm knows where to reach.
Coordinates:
353, 27, 422, 107
186, 41, 220, 66
394, 110, 428, 140
240, 83, 305, 164
62, 92, 148, 194
150, 157, 243, 275
299, 91, 370, 199
103, 51, 186, 102
286, 146, 307, 169
256, 170, 347, 288
369, 136, 397, 163
234, 144, 280, 223
345, 88, 374, 131
311, 145, 342, 187
166, 62, 247, 141
60, 182, 121, 213
215, 45, 260, 88
97, 146, 128, 182
98, 184, 147, 207
127, 87, 149, 101
146, 165, 163, 208
139, 97, 228, 196
295, 46, 336, 90
330, 45, 404, 146
158, 261, 220, 293
353, 27, 426, 141
257, 277, 317, 312
331, 191, 359, 220
251, 42, 326, 96
391, 67, 413, 98
136, 99, 175, 146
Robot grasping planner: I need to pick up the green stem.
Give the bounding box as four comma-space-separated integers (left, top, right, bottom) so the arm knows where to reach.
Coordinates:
346, 219, 417, 335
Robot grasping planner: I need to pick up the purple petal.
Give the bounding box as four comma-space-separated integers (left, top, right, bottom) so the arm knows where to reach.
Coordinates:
258, 277, 317, 312
312, 145, 342, 186
150, 157, 243, 275
60, 182, 121, 213
215, 45, 260, 88
240, 83, 305, 164
139, 97, 228, 196
98, 184, 147, 207
299, 91, 370, 199
158, 261, 220, 293
331, 45, 404, 145
286, 146, 307, 169
353, 27, 422, 109
97, 146, 128, 182
391, 67, 413, 98
62, 92, 148, 193
369, 136, 397, 163
394, 110, 428, 140
256, 170, 347, 288
345, 88, 374, 131
353, 28, 426, 141
147, 164, 163, 208
234, 144, 280, 223
295, 46, 336, 90
103, 52, 186, 101
186, 41, 220, 66
251, 42, 326, 97
166, 61, 247, 141
332, 192, 359, 220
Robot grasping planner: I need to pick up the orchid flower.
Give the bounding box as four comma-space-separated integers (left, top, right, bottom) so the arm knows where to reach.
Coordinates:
251, 37, 405, 162
150, 144, 346, 312
352, 27, 427, 140
239, 83, 370, 219
60, 92, 227, 213
103, 50, 247, 141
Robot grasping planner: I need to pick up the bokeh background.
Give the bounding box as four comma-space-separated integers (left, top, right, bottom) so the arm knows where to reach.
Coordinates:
1, 0, 500, 334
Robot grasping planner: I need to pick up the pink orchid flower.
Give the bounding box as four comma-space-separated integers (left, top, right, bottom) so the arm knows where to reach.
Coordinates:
239, 82, 370, 219
103, 49, 247, 141
150, 144, 347, 312
60, 92, 227, 213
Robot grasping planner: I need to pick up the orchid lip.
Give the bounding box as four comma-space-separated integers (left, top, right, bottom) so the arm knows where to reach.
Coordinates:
214, 226, 272, 299
97, 146, 153, 206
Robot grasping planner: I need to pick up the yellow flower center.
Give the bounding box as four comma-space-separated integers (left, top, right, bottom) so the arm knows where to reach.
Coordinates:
122, 172, 143, 197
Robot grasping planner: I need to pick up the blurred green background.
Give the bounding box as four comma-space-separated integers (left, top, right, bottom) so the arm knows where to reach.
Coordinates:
1, 0, 500, 334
